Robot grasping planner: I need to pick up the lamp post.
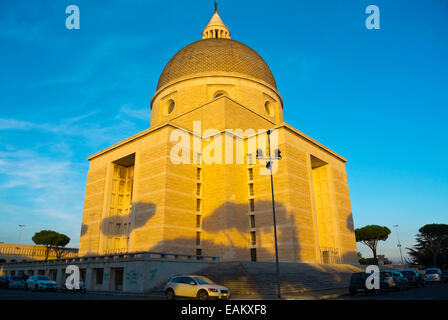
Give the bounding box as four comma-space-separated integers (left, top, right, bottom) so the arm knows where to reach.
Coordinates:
256, 129, 282, 298
393, 224, 404, 264
18, 224, 25, 244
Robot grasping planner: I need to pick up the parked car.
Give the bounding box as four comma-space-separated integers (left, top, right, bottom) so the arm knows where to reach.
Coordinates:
0, 275, 12, 289
349, 271, 399, 296
8, 276, 25, 289
164, 275, 230, 300
349, 272, 370, 296
401, 269, 425, 288
442, 270, 448, 283
424, 268, 442, 284
61, 279, 86, 293
381, 270, 409, 291
25, 275, 57, 291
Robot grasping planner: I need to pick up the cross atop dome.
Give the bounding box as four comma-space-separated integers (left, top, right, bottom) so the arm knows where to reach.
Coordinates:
202, 2, 231, 39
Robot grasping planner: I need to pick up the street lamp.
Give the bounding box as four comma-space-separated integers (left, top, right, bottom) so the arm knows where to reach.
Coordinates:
18, 224, 25, 244
256, 129, 282, 298
393, 224, 404, 264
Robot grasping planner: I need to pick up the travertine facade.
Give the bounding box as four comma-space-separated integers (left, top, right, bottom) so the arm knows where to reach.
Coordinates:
78, 8, 357, 264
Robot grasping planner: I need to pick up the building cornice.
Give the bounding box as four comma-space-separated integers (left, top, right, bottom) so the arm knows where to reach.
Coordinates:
151, 72, 283, 109
276, 123, 347, 163
87, 103, 346, 163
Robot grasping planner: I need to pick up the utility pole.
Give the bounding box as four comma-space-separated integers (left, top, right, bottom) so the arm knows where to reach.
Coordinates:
256, 129, 282, 298
393, 224, 404, 264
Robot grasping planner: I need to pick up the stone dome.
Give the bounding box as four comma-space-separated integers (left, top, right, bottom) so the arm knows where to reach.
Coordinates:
156, 38, 277, 90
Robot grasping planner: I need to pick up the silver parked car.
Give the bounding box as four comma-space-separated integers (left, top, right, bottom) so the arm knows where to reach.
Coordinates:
164, 275, 230, 300
424, 268, 442, 284
25, 275, 57, 291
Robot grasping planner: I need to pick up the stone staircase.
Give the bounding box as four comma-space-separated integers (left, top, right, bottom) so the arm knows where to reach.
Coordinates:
152, 261, 362, 296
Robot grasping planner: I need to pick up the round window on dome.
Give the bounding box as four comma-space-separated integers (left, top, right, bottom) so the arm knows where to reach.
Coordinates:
166, 100, 175, 114
265, 101, 274, 116
213, 90, 228, 99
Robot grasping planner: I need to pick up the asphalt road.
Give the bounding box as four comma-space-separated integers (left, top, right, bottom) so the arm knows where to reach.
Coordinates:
339, 282, 448, 300
0, 288, 162, 300
1, 283, 447, 300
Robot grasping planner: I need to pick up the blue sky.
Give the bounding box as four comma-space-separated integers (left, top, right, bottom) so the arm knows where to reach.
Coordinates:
0, 0, 447, 262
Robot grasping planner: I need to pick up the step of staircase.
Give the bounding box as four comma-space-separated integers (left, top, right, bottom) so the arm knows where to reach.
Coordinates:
152, 261, 362, 296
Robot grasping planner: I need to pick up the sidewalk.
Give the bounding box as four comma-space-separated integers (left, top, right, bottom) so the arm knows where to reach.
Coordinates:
87, 290, 165, 300
230, 287, 349, 300
86, 287, 350, 300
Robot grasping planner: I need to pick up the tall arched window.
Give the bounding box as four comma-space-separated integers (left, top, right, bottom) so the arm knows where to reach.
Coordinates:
166, 99, 175, 114
264, 101, 274, 116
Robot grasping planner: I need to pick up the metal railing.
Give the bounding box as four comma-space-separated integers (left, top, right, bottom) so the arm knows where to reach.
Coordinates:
0, 246, 78, 259
1, 250, 219, 266
320, 247, 341, 264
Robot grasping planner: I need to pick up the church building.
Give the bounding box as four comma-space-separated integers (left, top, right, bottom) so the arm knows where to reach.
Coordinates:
78, 7, 358, 265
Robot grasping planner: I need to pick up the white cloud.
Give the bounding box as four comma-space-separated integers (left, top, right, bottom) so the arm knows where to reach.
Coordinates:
0, 106, 148, 146
0, 107, 149, 247
118, 104, 150, 121
0, 148, 84, 242
0, 149, 74, 189
0, 118, 35, 130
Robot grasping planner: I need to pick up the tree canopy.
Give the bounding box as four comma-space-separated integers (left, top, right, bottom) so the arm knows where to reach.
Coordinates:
32, 230, 71, 260
355, 225, 391, 264
408, 224, 448, 268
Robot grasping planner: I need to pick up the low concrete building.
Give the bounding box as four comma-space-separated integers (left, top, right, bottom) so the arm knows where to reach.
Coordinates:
0, 251, 218, 293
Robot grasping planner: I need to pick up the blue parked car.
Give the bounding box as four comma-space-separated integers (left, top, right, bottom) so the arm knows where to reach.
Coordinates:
401, 269, 425, 288
0, 275, 12, 289
381, 270, 409, 291
8, 276, 25, 289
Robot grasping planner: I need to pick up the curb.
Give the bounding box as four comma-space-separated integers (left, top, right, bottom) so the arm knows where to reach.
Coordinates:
87, 290, 164, 298
80, 288, 351, 300
320, 293, 346, 300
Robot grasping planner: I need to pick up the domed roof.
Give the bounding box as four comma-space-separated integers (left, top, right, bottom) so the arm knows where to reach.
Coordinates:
156, 38, 277, 90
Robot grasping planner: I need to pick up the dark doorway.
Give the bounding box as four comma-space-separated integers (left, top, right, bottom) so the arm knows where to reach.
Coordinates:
113, 268, 124, 291
95, 268, 104, 285
80, 269, 86, 282
250, 248, 257, 262
49, 269, 58, 281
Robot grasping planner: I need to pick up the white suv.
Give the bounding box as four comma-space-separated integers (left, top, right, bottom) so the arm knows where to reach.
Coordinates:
164, 275, 230, 300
